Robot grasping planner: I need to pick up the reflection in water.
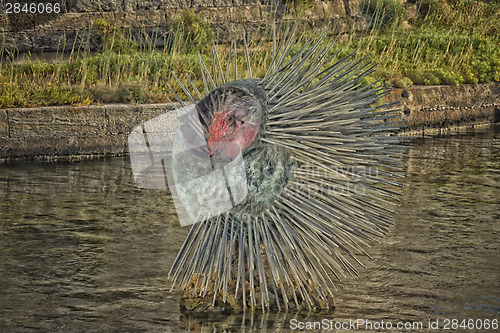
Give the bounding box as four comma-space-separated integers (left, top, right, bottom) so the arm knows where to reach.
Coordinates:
0, 159, 187, 332
0, 124, 499, 332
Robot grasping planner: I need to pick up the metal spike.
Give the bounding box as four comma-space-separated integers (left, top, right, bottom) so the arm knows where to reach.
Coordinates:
243, 30, 252, 79
167, 25, 408, 312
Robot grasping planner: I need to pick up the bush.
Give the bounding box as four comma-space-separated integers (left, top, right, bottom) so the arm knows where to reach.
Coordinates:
432, 69, 464, 85
406, 70, 442, 85
117, 82, 149, 104
391, 75, 413, 88
168, 10, 214, 54
93, 19, 137, 53
89, 83, 117, 104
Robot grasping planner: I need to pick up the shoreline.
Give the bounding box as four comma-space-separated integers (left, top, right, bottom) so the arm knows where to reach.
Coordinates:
0, 82, 498, 162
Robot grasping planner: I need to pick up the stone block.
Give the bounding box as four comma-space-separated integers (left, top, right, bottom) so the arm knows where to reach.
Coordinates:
105, 104, 177, 146
32, 13, 59, 30
7, 105, 107, 139
211, 22, 231, 42
107, 134, 130, 155
104, 104, 142, 135
192, 0, 214, 8
34, 13, 100, 31
303, 1, 329, 20
324, 0, 345, 15
3, 31, 33, 53
0, 137, 27, 158
123, 0, 146, 11
158, 0, 185, 9
114, 11, 139, 29
134, 10, 167, 27
30, 30, 76, 52
7, 135, 75, 158
60, 135, 109, 155
140, 104, 177, 123
405, 2, 417, 19
231, 5, 261, 22
6, 13, 35, 31
66, 0, 122, 12
0, 14, 8, 30
198, 7, 232, 24
0, 110, 8, 138
214, 0, 234, 7
24, 135, 60, 156
165, 8, 182, 24
122, 0, 183, 11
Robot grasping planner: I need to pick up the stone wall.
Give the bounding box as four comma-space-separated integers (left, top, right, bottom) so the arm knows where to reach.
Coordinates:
0, 83, 498, 161
0, 103, 175, 160
1, 0, 368, 53
386, 82, 500, 134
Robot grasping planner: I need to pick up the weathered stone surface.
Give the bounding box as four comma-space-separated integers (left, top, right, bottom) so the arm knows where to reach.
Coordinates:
384, 83, 500, 132
3, 31, 33, 53
30, 30, 74, 52
0, 110, 9, 137
65, 0, 123, 12
139, 104, 176, 123
5, 13, 35, 31
122, 0, 180, 11
113, 11, 140, 28
0, 14, 8, 30
192, 0, 214, 8
132, 10, 168, 27
0, 137, 27, 158
7, 106, 107, 138
1, 1, 377, 53
405, 1, 417, 19
387, 83, 500, 111
104, 104, 142, 135
106, 134, 130, 154
231, 5, 261, 22
197, 7, 232, 23
33, 12, 113, 30
31, 13, 60, 29
214, 0, 234, 7
0, 83, 498, 160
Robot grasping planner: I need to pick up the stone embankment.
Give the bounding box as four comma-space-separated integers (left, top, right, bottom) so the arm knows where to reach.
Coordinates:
0, 83, 498, 161
0, 103, 175, 160
1, 0, 370, 54
387, 82, 499, 134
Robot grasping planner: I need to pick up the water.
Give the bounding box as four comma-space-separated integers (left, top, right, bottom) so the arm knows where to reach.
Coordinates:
4, 51, 97, 65
1, 124, 499, 332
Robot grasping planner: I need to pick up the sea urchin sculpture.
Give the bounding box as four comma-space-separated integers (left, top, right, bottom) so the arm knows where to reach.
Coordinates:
161, 26, 407, 312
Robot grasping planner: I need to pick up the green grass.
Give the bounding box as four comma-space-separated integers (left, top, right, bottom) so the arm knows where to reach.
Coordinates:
0, 0, 499, 108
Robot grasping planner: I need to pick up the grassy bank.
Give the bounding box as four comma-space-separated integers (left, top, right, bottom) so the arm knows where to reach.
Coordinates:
0, 0, 499, 108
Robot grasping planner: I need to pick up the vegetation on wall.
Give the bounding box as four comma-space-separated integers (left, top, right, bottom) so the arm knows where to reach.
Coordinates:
0, 0, 499, 108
